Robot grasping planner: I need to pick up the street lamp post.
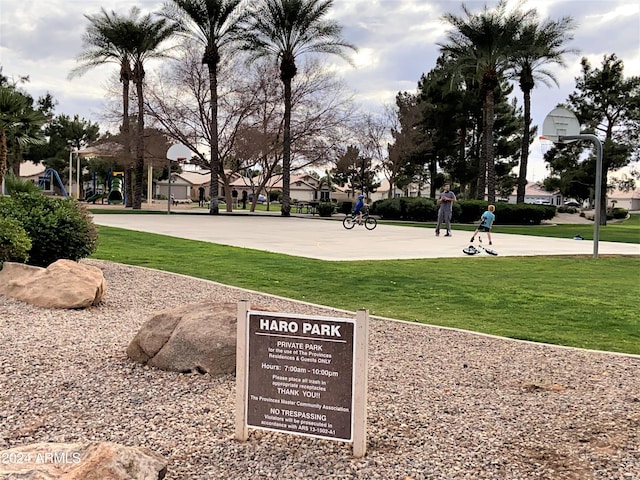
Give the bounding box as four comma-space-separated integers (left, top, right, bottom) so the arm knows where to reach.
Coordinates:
76, 150, 81, 199
68, 150, 73, 197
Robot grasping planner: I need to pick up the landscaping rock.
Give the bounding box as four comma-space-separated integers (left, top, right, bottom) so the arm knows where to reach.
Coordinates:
0, 441, 167, 479
0, 259, 106, 309
127, 301, 276, 375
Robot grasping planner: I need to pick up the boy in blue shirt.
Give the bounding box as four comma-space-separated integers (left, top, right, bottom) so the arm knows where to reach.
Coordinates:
470, 204, 496, 245
353, 194, 366, 224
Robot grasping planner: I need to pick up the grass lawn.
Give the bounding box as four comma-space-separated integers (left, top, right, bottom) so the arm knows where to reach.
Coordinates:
93, 219, 640, 355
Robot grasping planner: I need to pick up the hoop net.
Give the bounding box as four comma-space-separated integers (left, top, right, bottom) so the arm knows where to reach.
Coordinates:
538, 136, 555, 156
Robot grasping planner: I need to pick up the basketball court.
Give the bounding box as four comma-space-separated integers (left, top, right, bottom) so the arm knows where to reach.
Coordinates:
92, 213, 639, 261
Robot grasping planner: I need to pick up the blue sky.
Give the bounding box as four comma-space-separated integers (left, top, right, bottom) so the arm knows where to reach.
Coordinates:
1, 0, 638, 180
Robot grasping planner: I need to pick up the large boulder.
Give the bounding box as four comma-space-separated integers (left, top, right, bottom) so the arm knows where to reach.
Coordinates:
0, 441, 167, 479
0, 259, 106, 309
127, 301, 275, 375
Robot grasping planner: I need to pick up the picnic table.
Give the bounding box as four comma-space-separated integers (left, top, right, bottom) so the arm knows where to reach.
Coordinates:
295, 202, 318, 215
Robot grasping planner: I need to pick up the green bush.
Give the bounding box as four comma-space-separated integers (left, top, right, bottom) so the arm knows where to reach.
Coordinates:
269, 190, 282, 203
0, 216, 32, 267
370, 197, 554, 225
455, 200, 487, 223
557, 206, 579, 214
0, 193, 98, 267
338, 201, 353, 215
371, 197, 439, 221
493, 203, 555, 225
370, 198, 400, 218
404, 197, 436, 222
611, 207, 628, 219
317, 202, 334, 217
4, 171, 41, 195
458, 201, 553, 225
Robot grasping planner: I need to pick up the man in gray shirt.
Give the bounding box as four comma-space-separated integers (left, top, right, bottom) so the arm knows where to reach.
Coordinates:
435, 184, 457, 237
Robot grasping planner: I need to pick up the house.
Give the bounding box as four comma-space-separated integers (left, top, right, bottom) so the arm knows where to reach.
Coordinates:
18, 161, 65, 195
156, 171, 206, 201
262, 173, 321, 203
607, 186, 640, 211
370, 179, 430, 202
286, 174, 321, 202
156, 170, 249, 202
505, 182, 562, 206
19, 160, 46, 184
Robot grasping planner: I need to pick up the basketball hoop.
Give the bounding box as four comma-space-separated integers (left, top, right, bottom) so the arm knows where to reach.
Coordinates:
538, 135, 555, 156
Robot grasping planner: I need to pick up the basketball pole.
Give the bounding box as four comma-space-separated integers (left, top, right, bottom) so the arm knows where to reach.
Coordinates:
560, 134, 603, 259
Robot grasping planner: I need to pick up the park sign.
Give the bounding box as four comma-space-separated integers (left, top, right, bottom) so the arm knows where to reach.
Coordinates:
235, 303, 369, 457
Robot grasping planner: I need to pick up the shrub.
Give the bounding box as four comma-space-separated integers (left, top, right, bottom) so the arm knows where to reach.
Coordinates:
4, 171, 41, 195
269, 190, 282, 203
0, 216, 32, 267
371, 198, 401, 219
317, 202, 334, 217
371, 197, 438, 221
492, 203, 554, 225
611, 207, 628, 219
0, 193, 98, 267
558, 206, 579, 214
456, 201, 553, 225
338, 201, 353, 215
405, 197, 437, 222
370, 197, 554, 225
456, 200, 487, 223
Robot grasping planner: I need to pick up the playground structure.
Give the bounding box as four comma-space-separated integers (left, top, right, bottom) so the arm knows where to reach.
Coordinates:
38, 168, 68, 197
86, 171, 124, 205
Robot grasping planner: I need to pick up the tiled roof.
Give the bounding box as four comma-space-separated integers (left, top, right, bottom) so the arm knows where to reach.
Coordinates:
608, 187, 640, 199
19, 160, 46, 177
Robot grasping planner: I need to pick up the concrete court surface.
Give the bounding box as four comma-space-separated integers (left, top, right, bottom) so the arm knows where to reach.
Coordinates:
92, 213, 640, 261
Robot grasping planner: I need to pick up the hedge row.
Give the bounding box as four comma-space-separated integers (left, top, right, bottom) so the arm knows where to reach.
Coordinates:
369, 197, 556, 225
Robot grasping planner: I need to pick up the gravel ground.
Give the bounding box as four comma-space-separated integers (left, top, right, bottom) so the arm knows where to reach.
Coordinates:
1, 260, 639, 480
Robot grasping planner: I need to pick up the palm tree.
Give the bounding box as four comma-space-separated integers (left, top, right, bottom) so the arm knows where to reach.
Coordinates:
73, 8, 176, 209
71, 8, 135, 207
512, 15, 576, 203
242, 0, 355, 216
114, 8, 177, 209
0, 86, 46, 192
440, 0, 534, 202
161, 0, 247, 215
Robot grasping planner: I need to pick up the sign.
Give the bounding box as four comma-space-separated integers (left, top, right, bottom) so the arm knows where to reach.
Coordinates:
245, 312, 355, 441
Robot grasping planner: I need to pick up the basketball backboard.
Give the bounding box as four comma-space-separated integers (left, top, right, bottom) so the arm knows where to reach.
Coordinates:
541, 107, 581, 143
167, 143, 192, 162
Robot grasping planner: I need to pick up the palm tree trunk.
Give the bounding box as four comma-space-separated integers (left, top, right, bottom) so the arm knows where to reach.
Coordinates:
484, 90, 496, 203
517, 89, 531, 204
123, 80, 134, 208
133, 78, 144, 210
281, 78, 292, 217
208, 64, 220, 215
0, 129, 7, 186
10, 145, 22, 176
478, 102, 487, 201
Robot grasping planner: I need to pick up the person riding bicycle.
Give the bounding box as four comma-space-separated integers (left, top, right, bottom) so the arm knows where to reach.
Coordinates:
353, 194, 367, 225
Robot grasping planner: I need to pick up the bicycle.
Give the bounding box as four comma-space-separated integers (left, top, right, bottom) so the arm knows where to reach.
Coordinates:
462, 236, 498, 256
343, 211, 377, 230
